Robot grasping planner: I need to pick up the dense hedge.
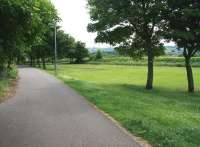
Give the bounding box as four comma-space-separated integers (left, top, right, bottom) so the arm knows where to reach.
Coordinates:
89, 56, 200, 67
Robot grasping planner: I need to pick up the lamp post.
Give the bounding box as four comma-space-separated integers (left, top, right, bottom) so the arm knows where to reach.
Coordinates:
49, 21, 58, 73
54, 22, 57, 72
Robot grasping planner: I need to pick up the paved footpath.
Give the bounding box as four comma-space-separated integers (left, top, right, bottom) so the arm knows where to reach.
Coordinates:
0, 68, 140, 147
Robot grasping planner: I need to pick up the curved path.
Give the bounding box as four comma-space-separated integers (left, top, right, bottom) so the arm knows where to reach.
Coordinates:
0, 68, 140, 147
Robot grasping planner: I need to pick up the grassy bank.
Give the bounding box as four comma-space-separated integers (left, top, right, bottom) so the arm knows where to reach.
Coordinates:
46, 64, 200, 147
0, 67, 18, 102
89, 55, 200, 67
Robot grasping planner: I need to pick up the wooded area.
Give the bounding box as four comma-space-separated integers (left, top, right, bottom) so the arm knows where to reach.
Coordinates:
0, 0, 88, 73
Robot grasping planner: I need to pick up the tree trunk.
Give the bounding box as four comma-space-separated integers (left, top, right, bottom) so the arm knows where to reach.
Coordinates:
30, 55, 33, 67
185, 57, 194, 93
37, 58, 41, 68
31, 57, 36, 67
17, 56, 20, 65
146, 47, 154, 90
7, 56, 12, 69
7, 60, 11, 69
70, 58, 73, 64
42, 57, 46, 69
30, 57, 32, 67
0, 64, 4, 76
52, 57, 54, 64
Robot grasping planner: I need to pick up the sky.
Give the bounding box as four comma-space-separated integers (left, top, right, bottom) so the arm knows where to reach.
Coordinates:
50, 0, 110, 48
50, 0, 175, 48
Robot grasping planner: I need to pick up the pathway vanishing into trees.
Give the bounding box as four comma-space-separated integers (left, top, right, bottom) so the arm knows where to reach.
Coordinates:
0, 68, 140, 147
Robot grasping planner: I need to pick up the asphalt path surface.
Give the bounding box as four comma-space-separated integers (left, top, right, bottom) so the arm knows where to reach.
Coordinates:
0, 68, 140, 147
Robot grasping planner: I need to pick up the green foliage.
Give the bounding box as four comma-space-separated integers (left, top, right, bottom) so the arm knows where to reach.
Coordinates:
87, 0, 167, 55
0, 0, 89, 69
0, 0, 32, 69
0, 66, 18, 100
87, 0, 168, 89
46, 64, 200, 147
73, 41, 89, 63
166, 0, 200, 92
87, 0, 199, 91
166, 0, 200, 55
56, 30, 75, 59
153, 45, 166, 57
27, 0, 59, 68
0, 79, 10, 98
95, 50, 103, 60
66, 41, 89, 64
0, 0, 59, 71
6, 67, 18, 79
115, 44, 166, 59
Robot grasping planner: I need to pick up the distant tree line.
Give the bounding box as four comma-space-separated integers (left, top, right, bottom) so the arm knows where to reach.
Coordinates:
29, 29, 89, 69
0, 0, 88, 75
87, 0, 200, 93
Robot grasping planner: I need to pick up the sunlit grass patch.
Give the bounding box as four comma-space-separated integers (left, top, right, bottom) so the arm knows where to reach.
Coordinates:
46, 64, 200, 147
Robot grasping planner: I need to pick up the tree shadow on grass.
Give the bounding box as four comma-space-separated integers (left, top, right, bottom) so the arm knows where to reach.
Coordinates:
66, 79, 200, 107
104, 83, 200, 104
121, 83, 199, 96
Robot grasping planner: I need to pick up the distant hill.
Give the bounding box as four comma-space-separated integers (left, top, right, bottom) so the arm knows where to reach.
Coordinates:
88, 47, 115, 53
165, 46, 183, 55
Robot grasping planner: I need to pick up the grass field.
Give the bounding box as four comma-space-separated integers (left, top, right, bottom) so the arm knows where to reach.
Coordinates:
89, 55, 200, 67
0, 68, 18, 102
0, 79, 11, 98
46, 64, 200, 147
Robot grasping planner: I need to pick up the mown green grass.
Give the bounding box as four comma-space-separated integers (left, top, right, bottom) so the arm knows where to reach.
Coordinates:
0, 67, 18, 101
46, 64, 200, 147
0, 79, 11, 97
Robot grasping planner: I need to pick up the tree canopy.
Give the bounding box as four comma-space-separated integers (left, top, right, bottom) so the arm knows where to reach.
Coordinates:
87, 0, 168, 89
166, 0, 200, 92
0, 0, 58, 71
0, 0, 89, 73
87, 0, 200, 92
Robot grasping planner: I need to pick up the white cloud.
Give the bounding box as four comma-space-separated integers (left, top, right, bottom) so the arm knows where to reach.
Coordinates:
50, 0, 109, 48
161, 40, 176, 46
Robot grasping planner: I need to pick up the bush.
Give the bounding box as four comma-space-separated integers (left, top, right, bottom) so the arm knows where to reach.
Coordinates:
7, 67, 18, 79
0, 66, 18, 79
95, 50, 103, 60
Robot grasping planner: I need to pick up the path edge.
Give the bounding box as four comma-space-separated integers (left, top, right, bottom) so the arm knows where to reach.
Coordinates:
39, 68, 152, 147
0, 77, 19, 104
85, 99, 152, 147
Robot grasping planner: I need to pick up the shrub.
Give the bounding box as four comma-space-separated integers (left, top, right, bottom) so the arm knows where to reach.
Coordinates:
95, 50, 103, 60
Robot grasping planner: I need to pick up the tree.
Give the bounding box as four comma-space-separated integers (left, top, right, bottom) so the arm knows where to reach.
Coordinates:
115, 39, 166, 59
56, 30, 75, 60
41, 29, 76, 65
95, 50, 103, 60
87, 0, 167, 89
27, 0, 58, 69
67, 48, 76, 63
66, 42, 89, 64
0, 0, 32, 72
74, 41, 89, 63
0, 0, 90, 73
166, 0, 200, 92
0, 0, 59, 72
